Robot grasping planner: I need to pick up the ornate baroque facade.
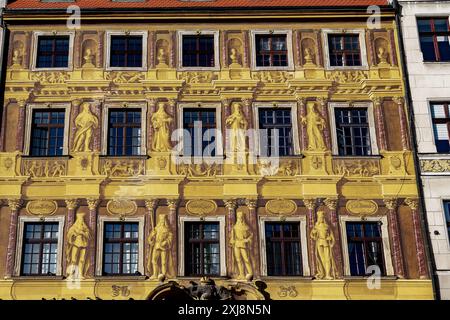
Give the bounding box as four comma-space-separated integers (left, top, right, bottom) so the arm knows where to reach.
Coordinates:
0, 0, 434, 299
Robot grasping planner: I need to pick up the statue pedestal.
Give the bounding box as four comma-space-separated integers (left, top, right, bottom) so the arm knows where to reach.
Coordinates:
68, 151, 100, 176
302, 150, 331, 175
9, 67, 29, 81
147, 152, 173, 175
224, 152, 249, 175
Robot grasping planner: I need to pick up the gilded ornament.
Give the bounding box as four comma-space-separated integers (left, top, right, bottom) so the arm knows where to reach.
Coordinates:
72, 102, 99, 152
147, 214, 174, 279
301, 102, 326, 151
151, 102, 173, 152
186, 200, 217, 216
226, 102, 248, 153
230, 210, 253, 280
346, 199, 378, 217
66, 212, 91, 280
265, 199, 297, 215
26, 200, 58, 216
106, 199, 137, 217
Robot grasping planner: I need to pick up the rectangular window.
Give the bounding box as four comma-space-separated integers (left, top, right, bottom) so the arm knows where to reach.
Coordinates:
328, 34, 361, 67
335, 108, 371, 156
183, 108, 216, 156
265, 222, 302, 276
30, 109, 65, 156
431, 102, 450, 153
417, 17, 450, 62
185, 222, 220, 276
255, 34, 288, 67
258, 108, 293, 157
346, 222, 385, 276
182, 35, 215, 68
108, 109, 142, 156
444, 201, 450, 243
21, 222, 59, 276
110, 35, 143, 68
36, 36, 70, 69
103, 222, 139, 275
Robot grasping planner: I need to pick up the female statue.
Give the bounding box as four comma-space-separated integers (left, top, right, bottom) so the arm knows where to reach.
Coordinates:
301, 103, 326, 151
151, 102, 173, 152
226, 102, 248, 153
66, 212, 91, 280
72, 102, 99, 152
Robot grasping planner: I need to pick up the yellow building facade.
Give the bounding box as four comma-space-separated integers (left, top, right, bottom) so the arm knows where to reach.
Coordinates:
0, 1, 434, 299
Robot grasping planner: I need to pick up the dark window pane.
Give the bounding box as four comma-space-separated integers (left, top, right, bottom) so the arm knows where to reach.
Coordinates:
107, 109, 141, 156
255, 34, 288, 67
30, 109, 65, 156
328, 34, 361, 67
334, 108, 371, 156
430, 102, 450, 153
36, 36, 70, 68
110, 35, 143, 68
182, 35, 215, 67
183, 108, 216, 157
259, 108, 293, 157
417, 17, 450, 62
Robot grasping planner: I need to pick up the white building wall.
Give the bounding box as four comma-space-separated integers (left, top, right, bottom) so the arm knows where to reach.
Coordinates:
398, 0, 450, 299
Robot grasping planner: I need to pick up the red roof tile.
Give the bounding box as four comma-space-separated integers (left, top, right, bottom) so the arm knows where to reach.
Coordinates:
6, 0, 390, 10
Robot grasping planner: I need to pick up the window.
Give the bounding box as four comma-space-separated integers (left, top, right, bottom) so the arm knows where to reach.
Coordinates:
335, 108, 371, 156
108, 109, 142, 156
258, 108, 293, 157
183, 108, 216, 156
328, 34, 361, 67
110, 35, 143, 68
431, 102, 450, 153
30, 109, 65, 156
346, 222, 385, 276
182, 35, 215, 68
417, 17, 450, 62
21, 222, 59, 276
255, 34, 288, 67
185, 222, 220, 276
36, 36, 70, 69
444, 201, 450, 243
103, 222, 139, 275
265, 222, 302, 276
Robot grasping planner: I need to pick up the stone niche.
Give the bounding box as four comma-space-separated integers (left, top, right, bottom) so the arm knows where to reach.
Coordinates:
151, 31, 176, 80
296, 30, 325, 79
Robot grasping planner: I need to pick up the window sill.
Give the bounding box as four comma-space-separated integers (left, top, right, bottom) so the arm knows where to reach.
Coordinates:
343, 275, 398, 280
100, 155, 149, 159
21, 155, 71, 159
11, 275, 65, 280
96, 275, 148, 281
178, 66, 220, 72
259, 276, 314, 281
31, 68, 73, 72
422, 61, 450, 65
333, 155, 382, 159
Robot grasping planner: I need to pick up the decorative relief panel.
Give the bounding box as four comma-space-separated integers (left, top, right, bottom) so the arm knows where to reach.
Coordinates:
325, 70, 368, 83
105, 71, 145, 83
420, 159, 450, 173
22, 158, 67, 178
176, 162, 222, 177
178, 71, 218, 83
257, 158, 300, 176
31, 72, 70, 84
251, 71, 294, 83
26, 200, 58, 216
333, 158, 380, 177
100, 158, 145, 177
265, 199, 297, 216
106, 199, 137, 217
186, 200, 218, 216
345, 199, 379, 218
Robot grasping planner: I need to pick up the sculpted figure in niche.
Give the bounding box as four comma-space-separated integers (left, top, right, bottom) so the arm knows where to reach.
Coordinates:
230, 210, 253, 280
377, 46, 389, 65
147, 214, 173, 279
72, 102, 99, 152
229, 47, 241, 67
226, 102, 248, 153
310, 210, 337, 280
301, 103, 326, 151
83, 48, 95, 67
304, 48, 315, 66
12, 48, 23, 66
66, 212, 91, 280
157, 47, 168, 67
151, 102, 173, 152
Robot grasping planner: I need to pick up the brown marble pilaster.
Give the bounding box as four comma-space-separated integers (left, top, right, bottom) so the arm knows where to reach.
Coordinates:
147, 99, 157, 153
92, 101, 102, 152
316, 97, 331, 150
315, 31, 324, 67
393, 97, 410, 151
170, 31, 176, 68
389, 30, 398, 67
15, 99, 26, 152
148, 31, 155, 69
167, 199, 178, 277
304, 198, 317, 277
63, 199, 79, 276
70, 100, 82, 152
5, 198, 22, 278
405, 198, 429, 279
384, 198, 406, 278
324, 198, 343, 278
222, 30, 228, 68
245, 198, 259, 278
297, 98, 307, 151
224, 199, 237, 276
372, 97, 388, 152
0, 100, 11, 151
87, 198, 99, 277
144, 199, 158, 276
243, 30, 250, 68
97, 31, 105, 68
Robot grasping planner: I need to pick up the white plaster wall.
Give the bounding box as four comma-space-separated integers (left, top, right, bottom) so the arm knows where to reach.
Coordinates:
399, 0, 450, 299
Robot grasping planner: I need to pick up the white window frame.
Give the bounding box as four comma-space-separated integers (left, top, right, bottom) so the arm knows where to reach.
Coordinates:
177, 30, 220, 71
340, 215, 394, 277
14, 215, 65, 277
105, 31, 148, 71
428, 100, 450, 154
259, 215, 310, 277
24, 103, 71, 156
439, 199, 450, 251
253, 102, 301, 156
31, 31, 75, 71
250, 29, 294, 71
328, 102, 379, 156
322, 29, 368, 70
101, 102, 148, 156
96, 216, 145, 277
175, 102, 223, 159
178, 215, 226, 277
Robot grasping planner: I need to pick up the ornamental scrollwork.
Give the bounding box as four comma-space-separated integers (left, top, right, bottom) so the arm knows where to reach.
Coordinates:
105, 71, 145, 83
420, 159, 450, 173
101, 158, 145, 177
334, 159, 380, 177
23, 158, 67, 178
31, 72, 70, 84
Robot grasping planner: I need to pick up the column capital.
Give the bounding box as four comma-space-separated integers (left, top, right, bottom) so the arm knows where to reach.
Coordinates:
316, 97, 328, 106
392, 96, 404, 105
224, 199, 237, 211
404, 198, 419, 211
168, 99, 177, 108
296, 97, 306, 106
383, 198, 398, 210
303, 198, 317, 210
244, 198, 257, 210
148, 98, 157, 108
145, 199, 159, 211
65, 198, 79, 210
7, 198, 22, 211
167, 199, 178, 210
324, 198, 338, 211
241, 98, 252, 108
221, 99, 231, 109
86, 198, 100, 211
72, 99, 83, 108
16, 99, 26, 108
371, 96, 383, 106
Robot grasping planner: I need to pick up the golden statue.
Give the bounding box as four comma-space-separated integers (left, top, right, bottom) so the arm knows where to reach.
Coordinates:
147, 214, 174, 279
377, 46, 388, 65
304, 48, 314, 65
12, 48, 23, 66
226, 102, 248, 153
83, 48, 95, 67
229, 47, 240, 66
72, 102, 99, 152
301, 103, 326, 151
156, 48, 168, 67
151, 102, 173, 152
310, 210, 337, 280
66, 212, 91, 280
230, 210, 253, 280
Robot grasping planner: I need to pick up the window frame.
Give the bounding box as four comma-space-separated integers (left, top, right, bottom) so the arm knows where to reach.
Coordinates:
328, 102, 379, 156
24, 103, 71, 156
340, 215, 394, 277
31, 31, 74, 71
178, 215, 226, 277
417, 17, 450, 63
250, 30, 294, 71
96, 216, 145, 277
430, 101, 450, 153
442, 200, 450, 247
29, 108, 66, 157
105, 31, 148, 71
258, 216, 310, 277
101, 103, 147, 156
14, 216, 65, 277
177, 30, 220, 71
322, 29, 368, 70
